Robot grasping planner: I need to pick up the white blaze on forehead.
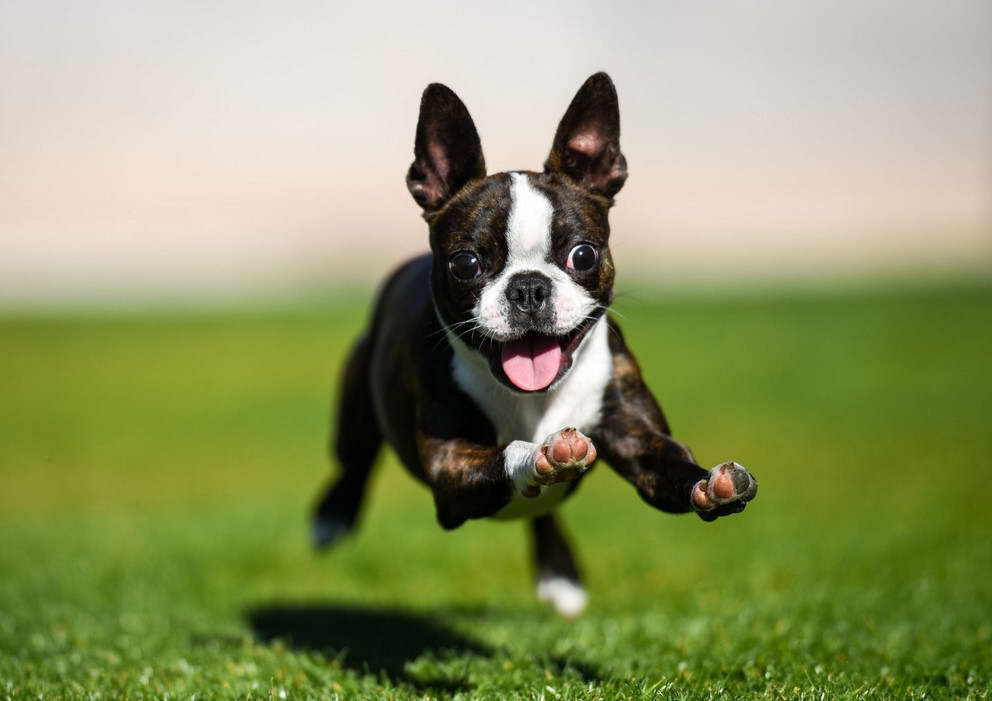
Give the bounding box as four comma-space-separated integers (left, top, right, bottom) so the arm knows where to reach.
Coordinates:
472, 171, 597, 340
506, 172, 553, 264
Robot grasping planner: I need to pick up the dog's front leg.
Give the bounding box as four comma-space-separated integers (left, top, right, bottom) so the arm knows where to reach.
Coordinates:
598, 426, 757, 521
417, 427, 596, 530
594, 352, 757, 521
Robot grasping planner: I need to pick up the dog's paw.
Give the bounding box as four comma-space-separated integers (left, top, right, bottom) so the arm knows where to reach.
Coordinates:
536, 576, 588, 618
311, 515, 354, 551
534, 427, 596, 487
691, 461, 757, 520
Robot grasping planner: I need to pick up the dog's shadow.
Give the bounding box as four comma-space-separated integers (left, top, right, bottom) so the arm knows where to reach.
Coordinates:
245, 602, 600, 692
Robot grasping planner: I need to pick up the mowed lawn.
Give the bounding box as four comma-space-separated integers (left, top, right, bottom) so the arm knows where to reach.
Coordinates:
1, 281, 990, 700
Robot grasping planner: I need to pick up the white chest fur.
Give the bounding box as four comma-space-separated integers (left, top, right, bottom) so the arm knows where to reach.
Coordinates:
447, 317, 612, 519
450, 317, 610, 443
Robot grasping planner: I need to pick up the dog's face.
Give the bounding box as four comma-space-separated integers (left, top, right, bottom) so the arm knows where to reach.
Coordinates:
406, 73, 628, 393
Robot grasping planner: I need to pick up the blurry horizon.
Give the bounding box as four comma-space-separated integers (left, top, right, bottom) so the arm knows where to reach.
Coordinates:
2, 0, 990, 305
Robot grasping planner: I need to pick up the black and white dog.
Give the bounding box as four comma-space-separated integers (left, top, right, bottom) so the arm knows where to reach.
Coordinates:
312, 73, 757, 617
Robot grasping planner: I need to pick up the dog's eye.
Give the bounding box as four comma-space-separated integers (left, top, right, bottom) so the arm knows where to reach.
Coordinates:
566, 244, 598, 272
449, 251, 483, 280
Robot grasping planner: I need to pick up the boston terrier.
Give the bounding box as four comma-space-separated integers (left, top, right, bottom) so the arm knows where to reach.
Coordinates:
311, 73, 758, 617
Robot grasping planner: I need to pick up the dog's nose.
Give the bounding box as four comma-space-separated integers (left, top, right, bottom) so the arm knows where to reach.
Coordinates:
506, 272, 550, 313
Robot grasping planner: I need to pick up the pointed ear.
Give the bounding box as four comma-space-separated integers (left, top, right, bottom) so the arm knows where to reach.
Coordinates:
544, 72, 627, 199
406, 83, 486, 212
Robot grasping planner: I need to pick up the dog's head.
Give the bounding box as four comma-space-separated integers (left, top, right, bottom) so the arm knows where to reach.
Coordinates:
407, 73, 627, 393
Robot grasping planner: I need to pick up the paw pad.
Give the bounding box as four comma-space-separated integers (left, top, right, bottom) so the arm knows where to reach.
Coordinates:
533, 427, 597, 486
692, 461, 758, 513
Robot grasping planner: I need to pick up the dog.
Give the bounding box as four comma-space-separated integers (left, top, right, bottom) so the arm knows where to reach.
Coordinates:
311, 72, 757, 617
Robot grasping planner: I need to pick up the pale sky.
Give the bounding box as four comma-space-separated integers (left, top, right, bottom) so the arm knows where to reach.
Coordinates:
1, 0, 990, 302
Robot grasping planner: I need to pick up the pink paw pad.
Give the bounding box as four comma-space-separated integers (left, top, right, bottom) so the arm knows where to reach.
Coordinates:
692, 461, 758, 512
534, 427, 597, 486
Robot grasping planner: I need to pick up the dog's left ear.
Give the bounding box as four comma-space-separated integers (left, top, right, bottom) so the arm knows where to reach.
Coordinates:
544, 72, 627, 199
406, 83, 486, 212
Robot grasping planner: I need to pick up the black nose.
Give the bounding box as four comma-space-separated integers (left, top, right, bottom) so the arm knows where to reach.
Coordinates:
506, 272, 550, 313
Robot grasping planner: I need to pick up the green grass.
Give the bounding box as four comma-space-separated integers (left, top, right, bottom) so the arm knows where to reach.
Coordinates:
1, 281, 990, 700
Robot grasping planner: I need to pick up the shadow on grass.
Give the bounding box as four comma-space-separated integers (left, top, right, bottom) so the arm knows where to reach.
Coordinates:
246, 601, 601, 693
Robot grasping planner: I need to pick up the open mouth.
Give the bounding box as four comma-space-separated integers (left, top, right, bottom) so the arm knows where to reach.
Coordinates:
488, 314, 601, 392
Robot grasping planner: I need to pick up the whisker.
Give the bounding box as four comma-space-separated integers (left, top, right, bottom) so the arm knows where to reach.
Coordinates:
427, 313, 507, 356
582, 306, 623, 343
429, 317, 478, 336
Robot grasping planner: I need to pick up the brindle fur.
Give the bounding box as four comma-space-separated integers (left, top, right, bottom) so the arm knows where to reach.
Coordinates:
312, 73, 755, 603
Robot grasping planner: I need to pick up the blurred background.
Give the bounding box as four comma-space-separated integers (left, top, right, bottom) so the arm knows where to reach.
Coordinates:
2, 0, 989, 304
1, 1, 990, 698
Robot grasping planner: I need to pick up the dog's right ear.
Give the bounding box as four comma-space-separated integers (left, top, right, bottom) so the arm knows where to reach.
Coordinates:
406, 84, 486, 212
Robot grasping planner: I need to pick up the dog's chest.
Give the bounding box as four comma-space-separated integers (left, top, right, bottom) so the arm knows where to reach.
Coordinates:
451, 319, 612, 445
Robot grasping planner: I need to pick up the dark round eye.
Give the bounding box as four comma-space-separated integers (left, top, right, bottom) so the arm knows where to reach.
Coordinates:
566, 243, 598, 271
449, 251, 483, 280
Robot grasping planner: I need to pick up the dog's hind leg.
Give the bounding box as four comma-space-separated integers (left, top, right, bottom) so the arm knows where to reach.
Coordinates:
311, 333, 382, 550
531, 514, 587, 618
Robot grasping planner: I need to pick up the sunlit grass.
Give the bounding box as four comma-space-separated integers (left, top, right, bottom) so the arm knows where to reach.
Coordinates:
1, 280, 990, 699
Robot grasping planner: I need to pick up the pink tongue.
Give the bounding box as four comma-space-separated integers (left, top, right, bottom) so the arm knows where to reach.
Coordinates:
501, 335, 563, 391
